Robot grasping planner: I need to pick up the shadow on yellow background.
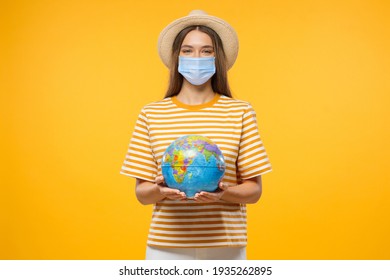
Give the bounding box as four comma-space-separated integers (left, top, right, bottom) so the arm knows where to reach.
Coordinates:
1, 0, 389, 259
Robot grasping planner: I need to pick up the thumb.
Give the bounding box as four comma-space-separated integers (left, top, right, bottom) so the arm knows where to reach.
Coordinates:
155, 175, 165, 185
218, 181, 230, 191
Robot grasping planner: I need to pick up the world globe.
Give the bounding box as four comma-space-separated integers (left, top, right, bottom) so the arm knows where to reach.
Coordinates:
161, 135, 226, 198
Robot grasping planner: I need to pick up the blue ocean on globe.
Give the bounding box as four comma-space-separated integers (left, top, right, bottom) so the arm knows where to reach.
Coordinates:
161, 135, 226, 198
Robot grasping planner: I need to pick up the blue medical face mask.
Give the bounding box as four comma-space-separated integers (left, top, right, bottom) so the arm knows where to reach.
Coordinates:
178, 56, 216, 86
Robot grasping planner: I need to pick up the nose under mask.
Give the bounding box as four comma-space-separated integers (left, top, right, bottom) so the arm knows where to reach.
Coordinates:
178, 56, 216, 86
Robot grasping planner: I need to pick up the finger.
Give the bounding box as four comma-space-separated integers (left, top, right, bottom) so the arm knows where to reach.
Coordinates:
218, 182, 228, 191
194, 192, 215, 202
161, 188, 180, 196
174, 192, 187, 200
166, 195, 183, 200
202, 191, 224, 202
163, 189, 186, 200
168, 195, 187, 201
194, 195, 207, 202
155, 176, 165, 185
193, 193, 202, 202
195, 197, 214, 203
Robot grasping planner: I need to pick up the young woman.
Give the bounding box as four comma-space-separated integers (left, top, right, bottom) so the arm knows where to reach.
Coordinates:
120, 10, 272, 260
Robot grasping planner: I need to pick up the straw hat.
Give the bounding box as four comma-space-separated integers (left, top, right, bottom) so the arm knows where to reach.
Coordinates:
158, 10, 239, 70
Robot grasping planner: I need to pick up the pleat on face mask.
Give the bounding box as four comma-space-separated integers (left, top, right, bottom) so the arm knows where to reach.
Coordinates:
178, 56, 216, 85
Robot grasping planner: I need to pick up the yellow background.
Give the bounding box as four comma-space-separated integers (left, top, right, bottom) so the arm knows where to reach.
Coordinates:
1, 0, 389, 259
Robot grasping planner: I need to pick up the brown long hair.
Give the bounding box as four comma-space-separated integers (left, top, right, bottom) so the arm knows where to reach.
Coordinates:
164, 25, 232, 98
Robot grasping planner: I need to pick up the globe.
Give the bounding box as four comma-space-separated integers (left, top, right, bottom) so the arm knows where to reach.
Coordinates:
161, 135, 226, 198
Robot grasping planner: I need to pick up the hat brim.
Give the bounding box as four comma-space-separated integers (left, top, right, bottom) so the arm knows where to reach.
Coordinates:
158, 14, 239, 70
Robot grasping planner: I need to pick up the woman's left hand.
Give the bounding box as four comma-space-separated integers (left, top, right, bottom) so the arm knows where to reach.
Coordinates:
193, 181, 230, 203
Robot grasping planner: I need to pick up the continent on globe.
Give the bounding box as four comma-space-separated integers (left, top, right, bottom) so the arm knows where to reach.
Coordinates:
161, 135, 226, 198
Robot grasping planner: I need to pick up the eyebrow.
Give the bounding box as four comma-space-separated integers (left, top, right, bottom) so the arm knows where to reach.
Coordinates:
181, 45, 214, 49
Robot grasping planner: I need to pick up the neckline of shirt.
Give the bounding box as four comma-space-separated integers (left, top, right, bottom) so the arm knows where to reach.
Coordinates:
171, 93, 221, 110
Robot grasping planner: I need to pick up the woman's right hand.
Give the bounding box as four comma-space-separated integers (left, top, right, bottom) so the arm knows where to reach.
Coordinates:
155, 175, 187, 201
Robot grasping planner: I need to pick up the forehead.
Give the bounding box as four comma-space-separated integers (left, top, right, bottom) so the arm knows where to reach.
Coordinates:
181, 30, 213, 46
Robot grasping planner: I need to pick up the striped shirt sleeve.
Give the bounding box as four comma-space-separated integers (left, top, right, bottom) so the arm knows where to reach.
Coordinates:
237, 104, 272, 179
120, 109, 158, 182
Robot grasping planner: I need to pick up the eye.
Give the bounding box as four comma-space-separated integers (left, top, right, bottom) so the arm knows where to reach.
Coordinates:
202, 48, 214, 55
181, 48, 192, 54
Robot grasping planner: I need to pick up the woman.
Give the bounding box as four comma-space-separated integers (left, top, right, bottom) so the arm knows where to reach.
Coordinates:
120, 10, 272, 260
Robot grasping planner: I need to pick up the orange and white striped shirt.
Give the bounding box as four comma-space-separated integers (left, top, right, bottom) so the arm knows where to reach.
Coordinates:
120, 94, 272, 248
